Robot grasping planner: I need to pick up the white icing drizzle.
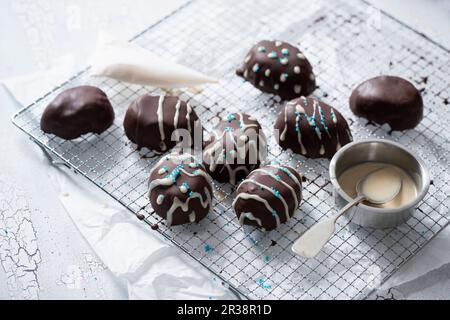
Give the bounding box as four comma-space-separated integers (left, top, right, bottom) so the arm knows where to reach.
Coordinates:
244, 55, 251, 63
165, 187, 212, 227
294, 66, 301, 74
336, 130, 341, 152
157, 95, 166, 151
280, 104, 289, 142
330, 108, 338, 124
186, 103, 192, 133
156, 194, 165, 205
232, 193, 281, 229
310, 100, 322, 141
243, 69, 248, 78
239, 179, 290, 221
174, 99, 181, 129
294, 103, 307, 155
266, 165, 302, 194
251, 167, 301, 210
319, 145, 325, 155
239, 212, 263, 229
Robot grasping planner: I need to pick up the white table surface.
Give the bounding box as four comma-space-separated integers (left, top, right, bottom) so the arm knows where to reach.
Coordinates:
0, 0, 449, 300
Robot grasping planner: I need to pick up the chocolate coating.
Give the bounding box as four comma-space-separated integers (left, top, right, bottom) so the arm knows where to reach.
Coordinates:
124, 95, 201, 152
274, 97, 352, 158
149, 153, 213, 227
233, 165, 302, 231
349, 76, 423, 131
236, 40, 316, 100
40, 86, 114, 140
202, 113, 267, 185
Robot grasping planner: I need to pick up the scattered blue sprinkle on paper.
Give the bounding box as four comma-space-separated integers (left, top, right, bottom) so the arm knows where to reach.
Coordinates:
249, 236, 258, 246
258, 278, 272, 289
264, 255, 271, 263
204, 244, 214, 253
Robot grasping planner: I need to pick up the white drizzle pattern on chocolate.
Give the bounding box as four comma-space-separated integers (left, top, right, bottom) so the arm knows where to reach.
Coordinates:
149, 153, 212, 227
233, 193, 281, 230
157, 95, 166, 151
204, 113, 266, 185
233, 165, 302, 230
279, 97, 352, 156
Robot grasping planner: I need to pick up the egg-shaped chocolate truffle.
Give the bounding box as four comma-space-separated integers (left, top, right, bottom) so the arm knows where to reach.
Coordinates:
274, 97, 352, 158
236, 40, 316, 100
349, 76, 423, 131
203, 113, 267, 185
124, 95, 201, 152
40, 85, 114, 140
149, 153, 213, 227
233, 165, 302, 231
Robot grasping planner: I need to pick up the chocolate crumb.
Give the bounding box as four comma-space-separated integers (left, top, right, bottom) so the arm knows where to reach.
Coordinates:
136, 213, 145, 220
150, 224, 159, 230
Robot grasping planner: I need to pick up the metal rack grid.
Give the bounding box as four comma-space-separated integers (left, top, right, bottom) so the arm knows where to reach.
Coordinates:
11, 0, 450, 300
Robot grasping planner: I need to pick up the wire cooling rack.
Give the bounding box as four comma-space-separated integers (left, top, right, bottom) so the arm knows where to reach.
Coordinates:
12, 0, 450, 300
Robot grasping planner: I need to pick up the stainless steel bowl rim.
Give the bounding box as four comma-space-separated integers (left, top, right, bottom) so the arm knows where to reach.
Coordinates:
329, 138, 431, 214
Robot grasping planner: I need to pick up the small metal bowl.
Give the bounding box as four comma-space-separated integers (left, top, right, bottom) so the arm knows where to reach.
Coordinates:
329, 139, 430, 229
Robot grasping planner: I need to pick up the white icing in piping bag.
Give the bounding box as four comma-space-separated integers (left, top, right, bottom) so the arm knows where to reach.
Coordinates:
90, 32, 218, 88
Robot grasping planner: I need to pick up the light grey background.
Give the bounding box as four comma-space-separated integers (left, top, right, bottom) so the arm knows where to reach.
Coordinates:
0, 0, 449, 299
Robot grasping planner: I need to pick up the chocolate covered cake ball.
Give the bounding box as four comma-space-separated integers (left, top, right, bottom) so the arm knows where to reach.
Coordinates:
149, 153, 213, 227
124, 95, 201, 152
40, 86, 114, 140
274, 97, 352, 158
203, 113, 267, 185
233, 165, 302, 231
349, 76, 423, 131
236, 40, 316, 100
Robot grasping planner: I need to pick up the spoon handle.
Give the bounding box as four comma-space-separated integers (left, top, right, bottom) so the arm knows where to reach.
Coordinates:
292, 195, 365, 259
331, 195, 366, 223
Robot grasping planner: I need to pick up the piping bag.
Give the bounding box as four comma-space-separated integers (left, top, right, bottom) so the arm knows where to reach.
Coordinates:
90, 32, 218, 87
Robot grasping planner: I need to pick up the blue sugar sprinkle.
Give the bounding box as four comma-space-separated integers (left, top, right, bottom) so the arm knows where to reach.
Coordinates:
258, 278, 272, 289
224, 126, 234, 132
264, 256, 271, 263
257, 46, 266, 52
226, 114, 237, 122
249, 236, 258, 246
275, 175, 281, 181
281, 48, 289, 56
181, 182, 190, 191
271, 188, 281, 198
204, 244, 214, 253
268, 51, 278, 59
271, 210, 277, 217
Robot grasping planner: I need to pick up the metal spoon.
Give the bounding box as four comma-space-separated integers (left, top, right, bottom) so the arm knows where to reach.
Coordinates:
292, 167, 403, 259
